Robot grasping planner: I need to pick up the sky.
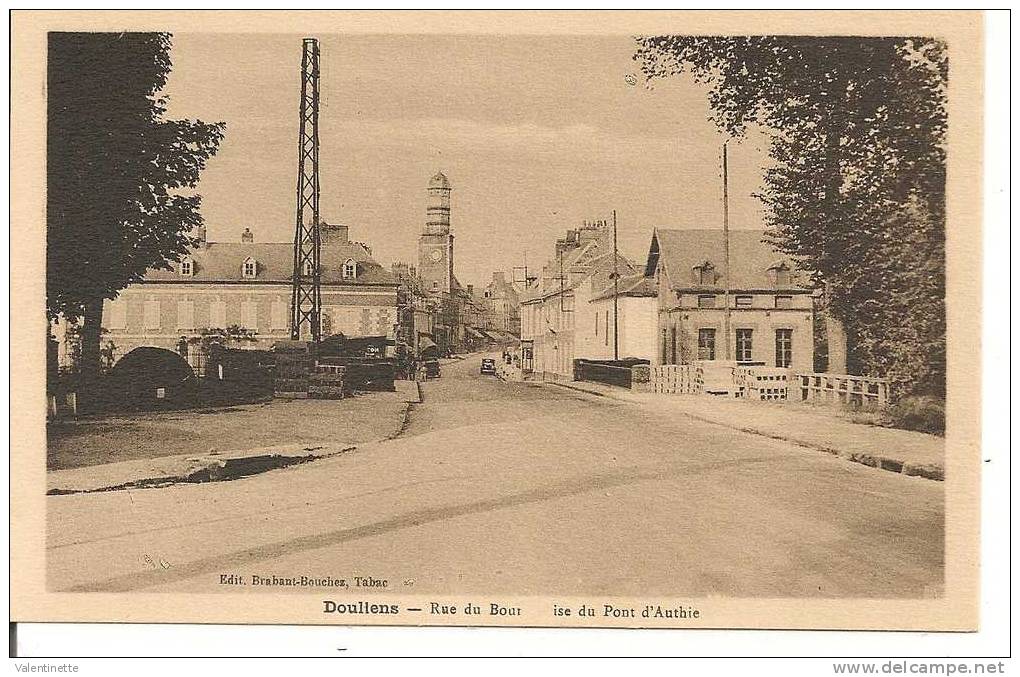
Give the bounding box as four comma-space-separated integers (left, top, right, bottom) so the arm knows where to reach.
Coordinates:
163, 33, 770, 290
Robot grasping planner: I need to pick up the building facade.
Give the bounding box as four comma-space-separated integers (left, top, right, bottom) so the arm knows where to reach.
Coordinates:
645, 228, 814, 372
520, 221, 638, 379
576, 273, 658, 362
96, 222, 399, 369
481, 271, 521, 336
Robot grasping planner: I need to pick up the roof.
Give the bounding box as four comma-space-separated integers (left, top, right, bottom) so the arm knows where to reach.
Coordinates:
590, 272, 657, 302
645, 228, 810, 292
143, 238, 398, 286
428, 171, 450, 190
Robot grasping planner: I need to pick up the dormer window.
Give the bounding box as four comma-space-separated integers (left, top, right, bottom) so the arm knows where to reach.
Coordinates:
768, 261, 792, 287
342, 258, 357, 280
242, 257, 257, 279
692, 261, 716, 285
179, 256, 194, 277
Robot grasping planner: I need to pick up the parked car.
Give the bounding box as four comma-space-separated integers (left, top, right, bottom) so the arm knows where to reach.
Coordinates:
480, 358, 496, 375
424, 359, 441, 379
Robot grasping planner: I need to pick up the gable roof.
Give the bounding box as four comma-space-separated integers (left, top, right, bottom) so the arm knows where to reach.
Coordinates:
143, 239, 397, 286
590, 272, 657, 302
645, 228, 811, 292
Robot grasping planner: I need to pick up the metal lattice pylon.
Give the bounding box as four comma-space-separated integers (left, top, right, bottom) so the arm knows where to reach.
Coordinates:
291, 37, 322, 342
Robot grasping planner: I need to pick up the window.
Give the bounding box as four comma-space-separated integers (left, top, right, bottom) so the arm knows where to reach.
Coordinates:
693, 261, 715, 285
270, 299, 288, 331
735, 295, 753, 308
176, 300, 195, 330
179, 257, 193, 277
320, 311, 332, 336
775, 329, 793, 367
768, 262, 792, 287
698, 328, 716, 361
106, 299, 128, 330
243, 258, 257, 279
595, 312, 599, 336
209, 300, 227, 328
736, 329, 753, 362
342, 259, 356, 280
143, 299, 161, 330
604, 311, 609, 346
303, 261, 314, 277
697, 295, 717, 309
241, 301, 258, 331
775, 295, 793, 309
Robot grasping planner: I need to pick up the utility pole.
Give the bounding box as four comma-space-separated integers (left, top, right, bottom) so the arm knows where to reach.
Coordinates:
291, 37, 322, 343
722, 140, 732, 361
612, 209, 619, 361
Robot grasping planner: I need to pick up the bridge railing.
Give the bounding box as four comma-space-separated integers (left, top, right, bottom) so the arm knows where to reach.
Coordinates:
795, 372, 889, 408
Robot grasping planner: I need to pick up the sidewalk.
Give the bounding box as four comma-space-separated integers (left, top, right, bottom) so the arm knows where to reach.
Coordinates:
547, 380, 945, 481
48, 380, 422, 494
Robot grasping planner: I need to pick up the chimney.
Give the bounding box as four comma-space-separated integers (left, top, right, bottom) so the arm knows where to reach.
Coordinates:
193, 225, 207, 245
241, 227, 254, 243
321, 222, 350, 246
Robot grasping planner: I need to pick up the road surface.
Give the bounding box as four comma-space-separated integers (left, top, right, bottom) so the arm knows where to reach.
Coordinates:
47, 353, 943, 598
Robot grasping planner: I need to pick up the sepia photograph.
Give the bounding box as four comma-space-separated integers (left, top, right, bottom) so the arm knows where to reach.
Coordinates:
10, 10, 992, 645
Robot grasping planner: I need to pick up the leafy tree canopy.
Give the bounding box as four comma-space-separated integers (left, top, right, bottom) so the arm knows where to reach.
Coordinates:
634, 36, 946, 396
47, 32, 225, 321
47, 32, 225, 382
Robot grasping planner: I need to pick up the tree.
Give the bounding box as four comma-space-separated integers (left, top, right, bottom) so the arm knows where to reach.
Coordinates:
47, 32, 225, 387
634, 36, 947, 397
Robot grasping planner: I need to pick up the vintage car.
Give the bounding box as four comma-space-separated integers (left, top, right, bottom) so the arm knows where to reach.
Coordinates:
480, 358, 497, 375
423, 359, 441, 379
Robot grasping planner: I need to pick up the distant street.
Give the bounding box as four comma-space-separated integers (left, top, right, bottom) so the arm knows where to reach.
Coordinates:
48, 353, 943, 598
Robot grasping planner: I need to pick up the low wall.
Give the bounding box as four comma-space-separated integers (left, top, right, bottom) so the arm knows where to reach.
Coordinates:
573, 358, 649, 389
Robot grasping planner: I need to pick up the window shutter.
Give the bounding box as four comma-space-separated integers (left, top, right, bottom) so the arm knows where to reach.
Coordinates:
242, 301, 258, 332
106, 299, 128, 330
176, 300, 194, 330
143, 300, 161, 330
270, 299, 288, 331
209, 300, 227, 328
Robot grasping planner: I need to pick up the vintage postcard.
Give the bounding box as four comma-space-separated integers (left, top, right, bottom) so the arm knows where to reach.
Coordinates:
11, 10, 983, 632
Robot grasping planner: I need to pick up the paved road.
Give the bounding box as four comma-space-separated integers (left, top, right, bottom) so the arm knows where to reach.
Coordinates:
47, 353, 943, 598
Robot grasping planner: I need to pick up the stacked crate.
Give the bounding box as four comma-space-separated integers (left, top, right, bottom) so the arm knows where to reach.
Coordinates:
744, 367, 790, 401
273, 341, 313, 398
309, 364, 345, 399
650, 364, 701, 394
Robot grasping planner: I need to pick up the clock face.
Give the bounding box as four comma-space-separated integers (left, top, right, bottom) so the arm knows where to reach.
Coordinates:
429, 249, 443, 263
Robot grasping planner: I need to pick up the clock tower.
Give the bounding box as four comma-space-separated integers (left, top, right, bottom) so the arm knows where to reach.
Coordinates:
418, 171, 454, 294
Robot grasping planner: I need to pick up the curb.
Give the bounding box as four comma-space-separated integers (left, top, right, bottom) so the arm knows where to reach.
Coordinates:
47, 445, 358, 495
544, 381, 944, 482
